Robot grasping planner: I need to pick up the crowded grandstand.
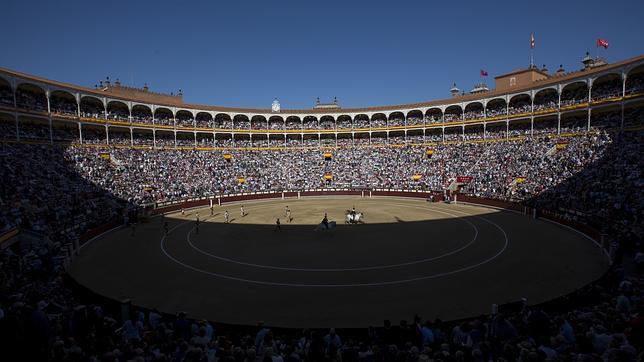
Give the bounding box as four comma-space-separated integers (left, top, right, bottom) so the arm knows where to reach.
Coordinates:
0, 35, 643, 362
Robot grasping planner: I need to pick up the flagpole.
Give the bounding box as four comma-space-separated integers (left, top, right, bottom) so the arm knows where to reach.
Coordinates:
530, 33, 534, 68
595, 36, 597, 61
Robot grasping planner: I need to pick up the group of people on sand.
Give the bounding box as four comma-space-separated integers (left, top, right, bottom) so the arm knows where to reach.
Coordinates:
171, 204, 343, 232
174, 204, 291, 232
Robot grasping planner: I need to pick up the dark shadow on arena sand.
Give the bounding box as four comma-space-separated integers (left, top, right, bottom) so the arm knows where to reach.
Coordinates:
68, 203, 610, 328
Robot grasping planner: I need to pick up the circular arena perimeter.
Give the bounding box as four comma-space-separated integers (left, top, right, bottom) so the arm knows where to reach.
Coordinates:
70, 197, 609, 328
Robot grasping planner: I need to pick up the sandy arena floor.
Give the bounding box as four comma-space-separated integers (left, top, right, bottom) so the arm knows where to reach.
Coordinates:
69, 197, 609, 328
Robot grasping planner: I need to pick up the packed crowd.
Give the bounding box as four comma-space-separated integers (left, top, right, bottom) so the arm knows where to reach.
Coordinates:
50, 96, 77, 116
0, 127, 643, 360
1, 82, 643, 361
531, 131, 643, 244
1, 252, 642, 362
0, 86, 14, 106
4, 88, 642, 141
443, 112, 462, 123
407, 117, 424, 126
1, 68, 642, 130
626, 72, 644, 95
1, 107, 642, 150
533, 92, 558, 112
0, 143, 120, 239
56, 130, 642, 228
561, 86, 589, 107
592, 78, 623, 101
15, 89, 47, 111
176, 114, 195, 128
464, 110, 485, 121
2, 127, 641, 231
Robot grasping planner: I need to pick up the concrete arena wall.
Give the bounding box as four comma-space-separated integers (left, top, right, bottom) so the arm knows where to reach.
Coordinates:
455, 194, 525, 213
538, 209, 603, 244
455, 194, 603, 242
149, 189, 442, 217
79, 220, 123, 244
143, 189, 602, 244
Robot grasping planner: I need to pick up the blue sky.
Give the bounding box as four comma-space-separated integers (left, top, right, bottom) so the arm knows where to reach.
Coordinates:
2, 0, 644, 109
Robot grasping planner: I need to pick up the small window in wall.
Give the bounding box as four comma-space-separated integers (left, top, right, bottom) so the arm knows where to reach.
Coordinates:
510, 77, 517, 86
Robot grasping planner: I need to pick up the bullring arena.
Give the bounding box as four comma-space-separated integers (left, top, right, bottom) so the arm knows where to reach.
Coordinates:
4, 2, 644, 359
1, 27, 643, 360
70, 196, 608, 328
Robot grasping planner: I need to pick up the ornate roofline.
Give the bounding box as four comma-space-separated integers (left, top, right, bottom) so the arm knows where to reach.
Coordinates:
1, 54, 643, 115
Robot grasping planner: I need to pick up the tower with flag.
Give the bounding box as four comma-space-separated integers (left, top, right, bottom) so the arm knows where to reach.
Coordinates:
593, 37, 609, 67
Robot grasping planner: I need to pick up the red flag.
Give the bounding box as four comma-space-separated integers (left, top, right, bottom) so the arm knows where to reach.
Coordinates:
597, 38, 609, 49
480, 69, 488, 77
531, 33, 535, 49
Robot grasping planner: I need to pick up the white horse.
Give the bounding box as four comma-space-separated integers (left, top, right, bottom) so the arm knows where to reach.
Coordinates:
345, 212, 364, 224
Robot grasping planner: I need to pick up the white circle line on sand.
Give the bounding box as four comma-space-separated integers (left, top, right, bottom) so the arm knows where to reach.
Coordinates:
159, 203, 510, 287
185, 204, 479, 271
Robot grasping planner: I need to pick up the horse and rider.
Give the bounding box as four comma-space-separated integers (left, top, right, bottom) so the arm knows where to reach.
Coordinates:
316, 212, 336, 231
345, 205, 364, 224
